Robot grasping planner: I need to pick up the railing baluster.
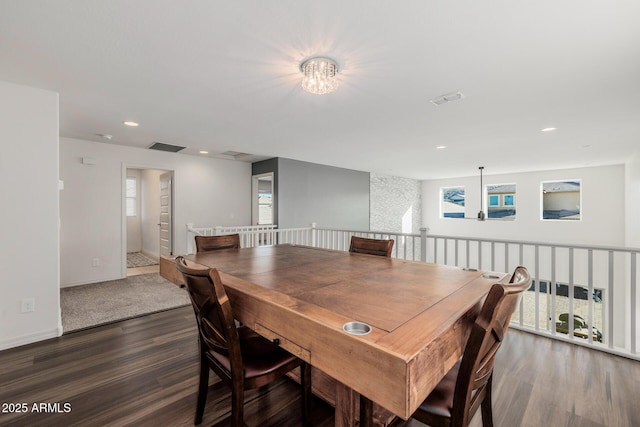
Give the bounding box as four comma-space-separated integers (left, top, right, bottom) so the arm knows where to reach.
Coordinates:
588, 249, 594, 345
517, 243, 523, 326
551, 247, 556, 336
631, 252, 637, 355
535, 245, 540, 331
434, 238, 438, 265
608, 251, 614, 349
466, 241, 470, 269
491, 241, 495, 271
444, 238, 448, 265
569, 248, 575, 341
504, 243, 508, 274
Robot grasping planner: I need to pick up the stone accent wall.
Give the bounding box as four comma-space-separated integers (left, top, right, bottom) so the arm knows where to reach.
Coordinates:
370, 173, 422, 233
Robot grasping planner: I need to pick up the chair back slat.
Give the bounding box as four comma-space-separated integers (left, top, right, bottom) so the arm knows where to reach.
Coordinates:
195, 234, 240, 252
349, 236, 394, 257
175, 256, 242, 363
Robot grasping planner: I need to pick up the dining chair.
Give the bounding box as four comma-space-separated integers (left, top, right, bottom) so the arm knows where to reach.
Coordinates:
194, 233, 240, 252
175, 256, 311, 426
409, 266, 531, 427
348, 236, 394, 257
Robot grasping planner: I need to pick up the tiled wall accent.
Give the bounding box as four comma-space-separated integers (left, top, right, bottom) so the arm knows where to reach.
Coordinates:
370, 173, 422, 233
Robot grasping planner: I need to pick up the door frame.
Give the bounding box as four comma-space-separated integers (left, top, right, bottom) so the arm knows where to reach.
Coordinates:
252, 172, 275, 225
120, 163, 175, 278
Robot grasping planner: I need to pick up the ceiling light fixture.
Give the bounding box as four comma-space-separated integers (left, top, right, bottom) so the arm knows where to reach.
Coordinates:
123, 121, 139, 127
300, 57, 339, 95
199, 150, 209, 154
436, 145, 447, 149
541, 127, 556, 132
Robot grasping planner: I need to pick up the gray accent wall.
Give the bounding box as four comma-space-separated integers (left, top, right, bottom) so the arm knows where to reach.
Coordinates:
277, 158, 370, 230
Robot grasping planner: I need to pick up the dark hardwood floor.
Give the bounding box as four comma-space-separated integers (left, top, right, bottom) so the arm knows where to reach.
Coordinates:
1, 306, 639, 427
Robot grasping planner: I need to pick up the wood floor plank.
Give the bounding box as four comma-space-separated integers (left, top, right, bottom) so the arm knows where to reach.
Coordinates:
1, 306, 639, 427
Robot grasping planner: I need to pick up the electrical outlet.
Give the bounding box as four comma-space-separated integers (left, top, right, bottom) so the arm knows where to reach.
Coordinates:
21, 298, 35, 313
92, 258, 100, 267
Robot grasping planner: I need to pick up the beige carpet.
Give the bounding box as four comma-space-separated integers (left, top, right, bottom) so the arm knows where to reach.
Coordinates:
61, 273, 190, 333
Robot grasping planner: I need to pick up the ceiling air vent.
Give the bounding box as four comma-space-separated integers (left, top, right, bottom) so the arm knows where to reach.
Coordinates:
148, 141, 186, 153
220, 151, 252, 160
430, 91, 465, 106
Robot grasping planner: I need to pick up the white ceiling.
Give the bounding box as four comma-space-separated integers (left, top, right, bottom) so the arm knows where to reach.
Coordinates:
1, 1, 639, 179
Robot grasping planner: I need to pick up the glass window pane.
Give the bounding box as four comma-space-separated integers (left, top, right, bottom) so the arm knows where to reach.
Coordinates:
541, 180, 581, 220
487, 184, 516, 219
126, 198, 136, 216
126, 178, 136, 197
441, 187, 465, 218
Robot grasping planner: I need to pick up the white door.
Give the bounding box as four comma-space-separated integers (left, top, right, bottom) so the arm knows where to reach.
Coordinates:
159, 172, 173, 256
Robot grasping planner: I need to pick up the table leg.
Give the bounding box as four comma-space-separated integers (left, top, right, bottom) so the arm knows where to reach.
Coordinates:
334, 381, 357, 427
359, 395, 373, 427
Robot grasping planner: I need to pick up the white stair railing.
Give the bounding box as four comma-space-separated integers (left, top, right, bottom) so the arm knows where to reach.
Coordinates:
185, 222, 639, 360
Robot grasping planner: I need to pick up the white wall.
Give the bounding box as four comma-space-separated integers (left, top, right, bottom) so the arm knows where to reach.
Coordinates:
626, 151, 640, 249
59, 138, 251, 287
0, 81, 60, 350
422, 165, 626, 247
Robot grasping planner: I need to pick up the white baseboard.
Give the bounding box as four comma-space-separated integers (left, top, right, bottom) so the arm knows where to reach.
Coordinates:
0, 327, 60, 352
60, 274, 124, 288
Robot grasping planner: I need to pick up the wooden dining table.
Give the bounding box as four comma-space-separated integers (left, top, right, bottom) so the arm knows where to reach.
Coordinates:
184, 244, 509, 426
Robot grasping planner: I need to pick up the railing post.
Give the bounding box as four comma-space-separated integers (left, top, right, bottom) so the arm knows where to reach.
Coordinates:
420, 227, 428, 262
186, 223, 194, 254
311, 222, 317, 247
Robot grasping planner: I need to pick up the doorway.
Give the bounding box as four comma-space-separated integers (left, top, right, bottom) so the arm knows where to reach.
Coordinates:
252, 172, 274, 225
124, 168, 173, 277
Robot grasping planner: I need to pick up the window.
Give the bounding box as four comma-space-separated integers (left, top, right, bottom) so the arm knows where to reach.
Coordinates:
441, 187, 465, 218
486, 184, 516, 219
126, 177, 137, 217
541, 180, 581, 221
258, 190, 273, 225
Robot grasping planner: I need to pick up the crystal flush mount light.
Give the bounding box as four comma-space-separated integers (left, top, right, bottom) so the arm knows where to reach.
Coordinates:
300, 57, 339, 95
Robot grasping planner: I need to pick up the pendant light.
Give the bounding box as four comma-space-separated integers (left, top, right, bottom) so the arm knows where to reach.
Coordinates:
477, 166, 486, 221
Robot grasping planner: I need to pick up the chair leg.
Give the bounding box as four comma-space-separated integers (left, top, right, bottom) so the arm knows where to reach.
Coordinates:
195, 355, 209, 425
300, 363, 312, 426
231, 381, 245, 427
480, 375, 494, 427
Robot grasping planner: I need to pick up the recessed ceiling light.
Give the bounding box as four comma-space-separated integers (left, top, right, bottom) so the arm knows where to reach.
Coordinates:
199, 150, 209, 154
541, 127, 556, 132
436, 145, 447, 149
123, 121, 139, 127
